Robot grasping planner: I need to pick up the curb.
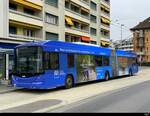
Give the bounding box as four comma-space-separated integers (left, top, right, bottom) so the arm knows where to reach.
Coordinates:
0, 88, 16, 94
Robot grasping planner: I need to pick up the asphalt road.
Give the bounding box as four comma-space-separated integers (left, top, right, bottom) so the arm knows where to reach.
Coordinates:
51, 80, 150, 113
0, 66, 150, 113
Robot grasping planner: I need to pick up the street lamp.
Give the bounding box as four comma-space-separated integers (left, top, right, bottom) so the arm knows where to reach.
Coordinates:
121, 24, 124, 46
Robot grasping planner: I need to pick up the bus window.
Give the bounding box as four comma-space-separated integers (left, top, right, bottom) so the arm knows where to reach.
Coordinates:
103, 56, 109, 66
50, 53, 59, 70
67, 54, 74, 68
95, 56, 102, 66
44, 52, 50, 70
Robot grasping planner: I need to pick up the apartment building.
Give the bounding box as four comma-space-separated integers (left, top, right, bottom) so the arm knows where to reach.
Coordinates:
44, 0, 110, 46
113, 38, 134, 52
0, 0, 110, 83
0, 0, 110, 47
131, 17, 150, 64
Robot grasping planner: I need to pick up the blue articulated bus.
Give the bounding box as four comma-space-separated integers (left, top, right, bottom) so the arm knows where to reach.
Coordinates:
12, 41, 138, 89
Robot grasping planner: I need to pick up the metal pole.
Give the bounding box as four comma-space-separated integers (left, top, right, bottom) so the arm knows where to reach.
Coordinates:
121, 24, 124, 46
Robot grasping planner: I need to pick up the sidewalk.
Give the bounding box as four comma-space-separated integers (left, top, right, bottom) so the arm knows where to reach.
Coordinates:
0, 84, 16, 94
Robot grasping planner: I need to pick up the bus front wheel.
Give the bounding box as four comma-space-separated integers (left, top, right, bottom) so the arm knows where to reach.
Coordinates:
65, 75, 74, 89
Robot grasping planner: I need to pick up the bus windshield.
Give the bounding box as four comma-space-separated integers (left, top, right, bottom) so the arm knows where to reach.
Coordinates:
15, 46, 43, 77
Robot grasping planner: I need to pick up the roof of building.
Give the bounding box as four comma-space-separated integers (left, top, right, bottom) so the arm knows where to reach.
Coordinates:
131, 17, 150, 30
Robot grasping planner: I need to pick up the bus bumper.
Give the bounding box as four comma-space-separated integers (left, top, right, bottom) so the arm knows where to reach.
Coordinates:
12, 78, 56, 90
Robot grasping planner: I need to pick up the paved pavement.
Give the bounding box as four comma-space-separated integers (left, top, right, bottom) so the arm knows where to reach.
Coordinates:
51, 80, 150, 113
0, 99, 62, 113
0, 66, 149, 113
0, 84, 16, 94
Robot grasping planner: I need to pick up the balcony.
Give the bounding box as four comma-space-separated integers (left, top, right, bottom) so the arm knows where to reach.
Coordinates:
9, 9, 43, 21
9, 10, 43, 28
80, 0, 90, 6
72, 0, 90, 10
11, 0, 43, 10
101, 24, 110, 31
101, 11, 110, 19
136, 51, 145, 56
65, 0, 90, 22
65, 9, 90, 23
101, 0, 110, 8
65, 26, 90, 37
9, 34, 42, 41
26, 0, 43, 6
101, 35, 110, 40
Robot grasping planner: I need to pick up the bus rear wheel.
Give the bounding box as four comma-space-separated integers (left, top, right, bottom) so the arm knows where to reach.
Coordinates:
104, 72, 109, 81
65, 75, 74, 89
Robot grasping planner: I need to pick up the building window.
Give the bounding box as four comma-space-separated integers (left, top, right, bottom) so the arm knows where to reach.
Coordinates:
65, 0, 70, 9
101, 29, 110, 37
81, 10, 89, 18
70, 3, 80, 13
91, 41, 97, 45
65, 34, 80, 42
24, 8, 35, 15
67, 54, 74, 68
23, 29, 35, 37
90, 28, 97, 36
45, 0, 58, 7
46, 32, 58, 40
9, 26, 17, 34
9, 3, 17, 10
90, 15, 97, 23
90, 1, 97, 11
45, 13, 58, 25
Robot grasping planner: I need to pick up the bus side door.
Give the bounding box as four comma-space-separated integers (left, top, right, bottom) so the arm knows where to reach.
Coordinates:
67, 54, 76, 78
58, 53, 67, 85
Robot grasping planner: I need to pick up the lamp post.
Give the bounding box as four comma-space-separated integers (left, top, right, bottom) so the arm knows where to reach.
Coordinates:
121, 24, 124, 46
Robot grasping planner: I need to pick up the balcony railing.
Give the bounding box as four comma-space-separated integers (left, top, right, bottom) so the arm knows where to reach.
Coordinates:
65, 8, 90, 20
101, 35, 110, 39
136, 51, 145, 56
9, 34, 42, 40
101, 0, 110, 6
80, 0, 90, 6
9, 9, 43, 21
101, 11, 110, 17
66, 26, 89, 34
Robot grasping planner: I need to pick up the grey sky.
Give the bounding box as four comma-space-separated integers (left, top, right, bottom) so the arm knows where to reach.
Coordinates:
110, 0, 150, 41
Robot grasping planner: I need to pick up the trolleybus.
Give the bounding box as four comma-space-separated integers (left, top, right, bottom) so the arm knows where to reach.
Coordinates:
12, 41, 138, 89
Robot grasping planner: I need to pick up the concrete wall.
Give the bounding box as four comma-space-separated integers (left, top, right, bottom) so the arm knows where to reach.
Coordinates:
58, 0, 65, 41
0, 0, 9, 38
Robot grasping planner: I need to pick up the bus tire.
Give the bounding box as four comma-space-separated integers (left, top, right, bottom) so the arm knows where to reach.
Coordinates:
104, 72, 109, 81
65, 75, 74, 89
129, 69, 133, 76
